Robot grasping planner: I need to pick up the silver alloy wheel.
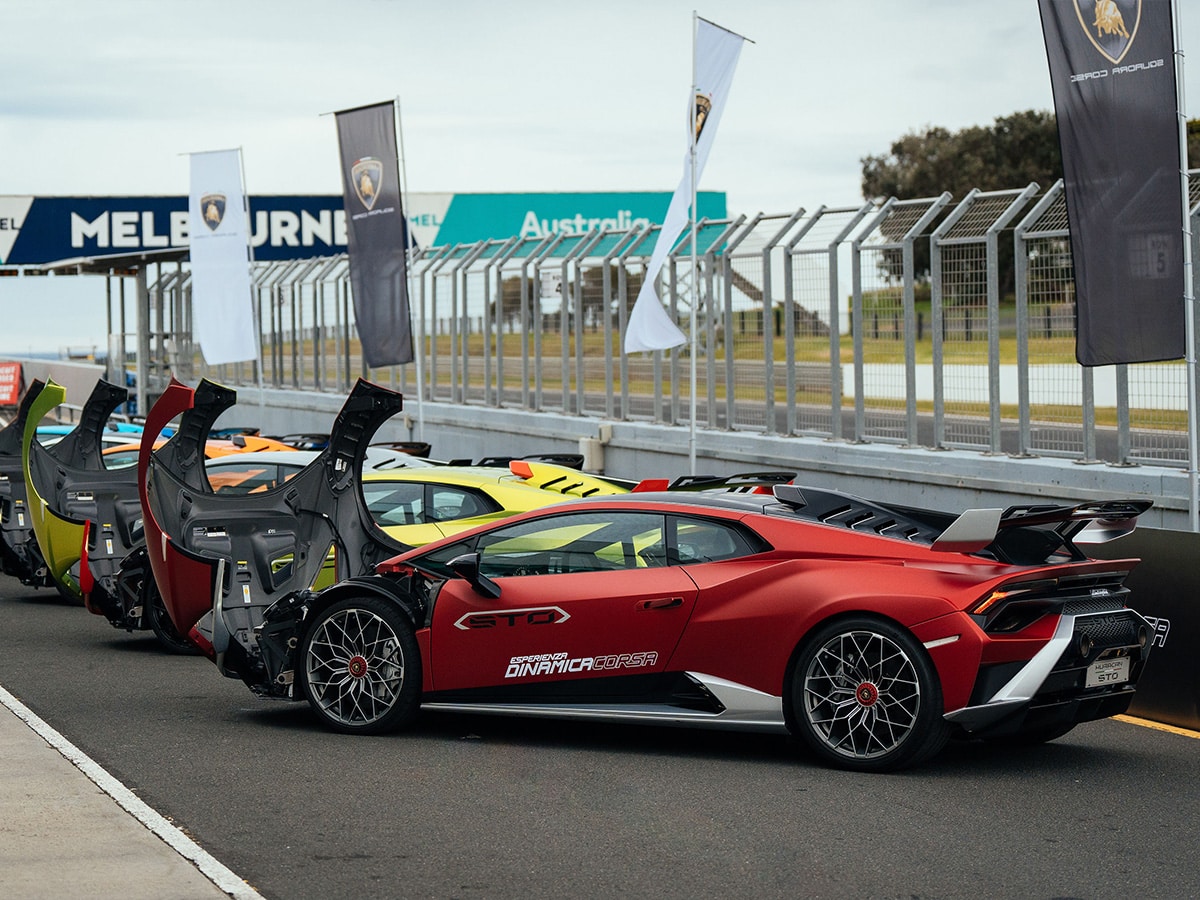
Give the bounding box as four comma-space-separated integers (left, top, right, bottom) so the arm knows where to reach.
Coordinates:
801, 628, 921, 761
305, 606, 407, 728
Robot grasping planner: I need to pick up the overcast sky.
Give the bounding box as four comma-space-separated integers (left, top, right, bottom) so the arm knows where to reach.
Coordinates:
5, 0, 1197, 215
2, 0, 1198, 355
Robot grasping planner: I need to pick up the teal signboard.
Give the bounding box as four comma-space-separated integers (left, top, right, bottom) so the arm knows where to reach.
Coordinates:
429, 191, 727, 246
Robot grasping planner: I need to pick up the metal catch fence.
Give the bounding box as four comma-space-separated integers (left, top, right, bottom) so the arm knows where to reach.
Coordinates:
132, 177, 1200, 470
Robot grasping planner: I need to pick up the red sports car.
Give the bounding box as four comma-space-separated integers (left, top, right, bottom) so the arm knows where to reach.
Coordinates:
242, 485, 1153, 771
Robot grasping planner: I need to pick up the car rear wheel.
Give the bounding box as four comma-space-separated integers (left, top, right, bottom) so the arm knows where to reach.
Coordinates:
298, 595, 420, 735
791, 617, 950, 772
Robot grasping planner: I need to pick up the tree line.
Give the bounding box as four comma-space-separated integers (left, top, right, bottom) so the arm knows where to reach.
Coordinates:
860, 109, 1200, 203
859, 111, 1200, 297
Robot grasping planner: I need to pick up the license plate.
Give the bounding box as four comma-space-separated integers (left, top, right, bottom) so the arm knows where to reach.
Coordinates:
1086, 657, 1130, 688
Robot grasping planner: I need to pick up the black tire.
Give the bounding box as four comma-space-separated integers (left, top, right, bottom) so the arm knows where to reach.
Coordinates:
297, 594, 421, 735
790, 616, 951, 772
146, 581, 200, 655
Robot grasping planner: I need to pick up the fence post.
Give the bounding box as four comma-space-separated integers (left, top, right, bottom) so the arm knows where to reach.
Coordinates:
616, 226, 651, 421
570, 230, 607, 416
782, 208, 818, 437
759, 211, 804, 436
1013, 182, 1064, 457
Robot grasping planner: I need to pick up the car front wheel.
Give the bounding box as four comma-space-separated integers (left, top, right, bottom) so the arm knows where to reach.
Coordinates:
298, 595, 420, 735
791, 617, 950, 772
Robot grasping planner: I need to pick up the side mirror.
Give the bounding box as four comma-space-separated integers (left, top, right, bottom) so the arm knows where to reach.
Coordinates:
447, 552, 501, 599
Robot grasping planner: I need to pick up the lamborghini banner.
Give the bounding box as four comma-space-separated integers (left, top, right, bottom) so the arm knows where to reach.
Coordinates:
624, 18, 745, 354
334, 101, 413, 368
1038, 0, 1184, 366
188, 149, 258, 366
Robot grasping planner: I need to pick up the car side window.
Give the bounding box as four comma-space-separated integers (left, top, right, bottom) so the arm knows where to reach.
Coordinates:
474, 511, 666, 577
671, 517, 755, 564
362, 481, 425, 527
428, 485, 497, 522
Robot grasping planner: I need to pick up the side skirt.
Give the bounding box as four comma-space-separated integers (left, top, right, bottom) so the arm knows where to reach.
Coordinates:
423, 672, 787, 733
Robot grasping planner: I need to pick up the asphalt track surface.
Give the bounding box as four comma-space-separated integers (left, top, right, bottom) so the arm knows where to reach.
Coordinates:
1, 578, 1198, 900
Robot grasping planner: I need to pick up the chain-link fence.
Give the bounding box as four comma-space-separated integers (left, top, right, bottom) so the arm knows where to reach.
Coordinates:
136, 177, 1200, 470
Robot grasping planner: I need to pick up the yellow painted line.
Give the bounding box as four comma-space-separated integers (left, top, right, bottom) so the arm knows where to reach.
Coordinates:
1114, 714, 1200, 739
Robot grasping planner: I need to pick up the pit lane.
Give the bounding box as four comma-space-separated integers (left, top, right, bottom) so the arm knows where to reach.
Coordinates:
0, 578, 1197, 899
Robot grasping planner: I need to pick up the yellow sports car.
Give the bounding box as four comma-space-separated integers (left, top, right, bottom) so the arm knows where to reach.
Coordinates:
203, 450, 633, 550
364, 461, 629, 547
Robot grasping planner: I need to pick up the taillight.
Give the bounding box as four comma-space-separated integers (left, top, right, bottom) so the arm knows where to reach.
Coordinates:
972, 589, 1008, 616
968, 578, 1060, 633
969, 580, 1056, 615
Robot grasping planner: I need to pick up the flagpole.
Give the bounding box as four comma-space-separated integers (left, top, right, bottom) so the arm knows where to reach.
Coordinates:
1173, 2, 1198, 531
688, 10, 699, 476
394, 97, 425, 444
236, 147, 266, 422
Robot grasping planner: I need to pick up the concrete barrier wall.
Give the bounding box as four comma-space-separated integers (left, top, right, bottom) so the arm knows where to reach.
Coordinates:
232, 387, 1194, 531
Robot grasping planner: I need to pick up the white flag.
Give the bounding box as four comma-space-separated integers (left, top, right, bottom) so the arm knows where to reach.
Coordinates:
624, 18, 745, 354
188, 149, 258, 365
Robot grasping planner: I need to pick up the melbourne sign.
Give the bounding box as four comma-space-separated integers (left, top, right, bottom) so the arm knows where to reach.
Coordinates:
0, 191, 726, 266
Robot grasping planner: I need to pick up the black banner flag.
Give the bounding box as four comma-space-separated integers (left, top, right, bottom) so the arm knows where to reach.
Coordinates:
1038, 0, 1184, 366
335, 101, 413, 367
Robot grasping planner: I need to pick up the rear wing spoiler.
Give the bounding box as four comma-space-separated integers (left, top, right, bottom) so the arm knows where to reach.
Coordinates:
770, 484, 1151, 557
372, 440, 432, 458
448, 452, 586, 469
659, 472, 797, 493
930, 499, 1153, 553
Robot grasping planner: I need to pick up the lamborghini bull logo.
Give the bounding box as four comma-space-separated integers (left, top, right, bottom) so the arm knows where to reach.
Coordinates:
693, 93, 712, 141
200, 194, 226, 232
350, 157, 384, 211
1093, 0, 1130, 38
1075, 0, 1141, 64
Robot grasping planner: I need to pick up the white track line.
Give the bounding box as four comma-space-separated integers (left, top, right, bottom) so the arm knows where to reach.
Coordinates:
0, 684, 263, 900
